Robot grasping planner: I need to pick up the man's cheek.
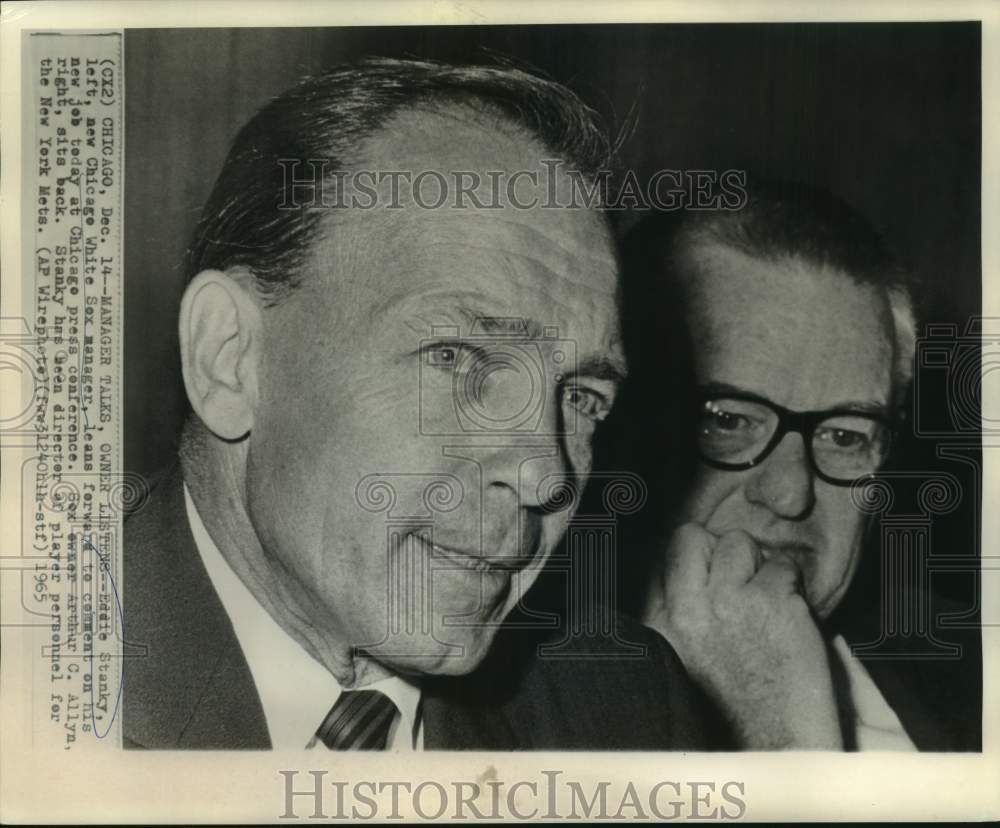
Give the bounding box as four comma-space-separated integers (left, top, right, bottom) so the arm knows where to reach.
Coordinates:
685, 471, 742, 527
564, 431, 595, 480
429, 569, 512, 626
807, 537, 862, 616
817, 502, 866, 576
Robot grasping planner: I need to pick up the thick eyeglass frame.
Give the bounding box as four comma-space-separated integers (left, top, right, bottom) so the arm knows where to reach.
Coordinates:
696, 389, 898, 487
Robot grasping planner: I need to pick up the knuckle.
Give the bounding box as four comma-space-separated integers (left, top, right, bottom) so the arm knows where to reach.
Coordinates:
732, 583, 775, 621
740, 586, 769, 614
717, 529, 757, 556
671, 522, 712, 552
709, 588, 744, 623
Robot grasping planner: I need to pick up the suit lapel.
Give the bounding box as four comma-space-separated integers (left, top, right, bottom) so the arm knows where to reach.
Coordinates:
123, 464, 270, 749
421, 679, 517, 749
857, 656, 949, 751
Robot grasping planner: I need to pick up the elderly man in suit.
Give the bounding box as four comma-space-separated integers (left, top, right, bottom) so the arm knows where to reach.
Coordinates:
123, 57, 720, 750
628, 181, 981, 751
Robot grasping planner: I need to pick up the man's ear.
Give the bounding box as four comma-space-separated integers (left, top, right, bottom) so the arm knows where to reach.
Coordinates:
179, 268, 262, 440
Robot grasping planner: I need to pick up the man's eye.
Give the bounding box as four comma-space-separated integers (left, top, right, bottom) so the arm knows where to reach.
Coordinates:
704, 409, 752, 433
562, 385, 610, 422
425, 343, 462, 368
817, 427, 869, 451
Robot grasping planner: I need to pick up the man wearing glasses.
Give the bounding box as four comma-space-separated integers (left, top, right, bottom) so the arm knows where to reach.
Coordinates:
626, 181, 972, 750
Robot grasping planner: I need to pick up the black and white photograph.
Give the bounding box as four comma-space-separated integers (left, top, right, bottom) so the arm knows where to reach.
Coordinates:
1, 1, 997, 823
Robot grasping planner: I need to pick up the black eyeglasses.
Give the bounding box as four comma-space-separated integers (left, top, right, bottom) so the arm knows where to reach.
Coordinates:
696, 390, 897, 486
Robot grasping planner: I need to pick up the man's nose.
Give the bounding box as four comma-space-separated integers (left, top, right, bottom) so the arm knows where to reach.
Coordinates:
509, 441, 575, 511
488, 393, 579, 513
744, 432, 816, 519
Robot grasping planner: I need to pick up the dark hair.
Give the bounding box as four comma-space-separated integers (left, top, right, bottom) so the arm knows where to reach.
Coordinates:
185, 57, 614, 303
622, 178, 919, 395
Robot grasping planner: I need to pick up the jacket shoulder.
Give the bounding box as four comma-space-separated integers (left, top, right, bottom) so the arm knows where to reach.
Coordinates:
122, 465, 268, 749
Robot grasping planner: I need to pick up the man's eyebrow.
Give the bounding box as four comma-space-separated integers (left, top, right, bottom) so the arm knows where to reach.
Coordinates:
383, 292, 548, 338
700, 381, 887, 412
834, 400, 891, 415
458, 309, 546, 339
448, 310, 628, 381
387, 296, 624, 378
568, 355, 628, 384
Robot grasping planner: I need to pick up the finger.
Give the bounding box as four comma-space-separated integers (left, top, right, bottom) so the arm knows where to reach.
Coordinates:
663, 523, 715, 600
708, 530, 763, 588
750, 555, 804, 598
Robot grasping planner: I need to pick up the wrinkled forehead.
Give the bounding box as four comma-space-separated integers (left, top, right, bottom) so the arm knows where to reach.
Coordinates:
391, 207, 616, 285
354, 207, 620, 346
678, 240, 895, 405
679, 240, 892, 333
302, 108, 619, 321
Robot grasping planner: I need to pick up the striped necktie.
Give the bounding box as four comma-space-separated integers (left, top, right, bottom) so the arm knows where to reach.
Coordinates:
313, 689, 399, 750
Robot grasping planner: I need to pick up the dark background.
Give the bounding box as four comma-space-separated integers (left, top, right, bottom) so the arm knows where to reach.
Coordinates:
124, 24, 982, 656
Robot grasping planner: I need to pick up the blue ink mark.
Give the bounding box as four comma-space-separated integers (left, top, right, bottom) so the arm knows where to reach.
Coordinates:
81, 537, 124, 739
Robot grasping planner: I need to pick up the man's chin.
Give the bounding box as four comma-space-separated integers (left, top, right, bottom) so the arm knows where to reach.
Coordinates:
806, 569, 862, 619
368, 627, 501, 677
810, 589, 843, 621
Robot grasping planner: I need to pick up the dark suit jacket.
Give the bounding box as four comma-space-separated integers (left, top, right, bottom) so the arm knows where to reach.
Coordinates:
122, 466, 710, 750
667, 585, 984, 752
829, 591, 982, 752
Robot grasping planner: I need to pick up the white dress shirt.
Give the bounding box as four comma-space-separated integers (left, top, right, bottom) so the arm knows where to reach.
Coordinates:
831, 634, 916, 751
184, 485, 423, 750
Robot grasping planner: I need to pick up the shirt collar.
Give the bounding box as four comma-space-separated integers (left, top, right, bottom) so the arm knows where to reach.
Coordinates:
183, 484, 421, 749
831, 634, 916, 750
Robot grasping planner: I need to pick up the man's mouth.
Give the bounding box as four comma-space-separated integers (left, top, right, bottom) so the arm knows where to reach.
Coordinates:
411, 535, 534, 574
757, 541, 813, 567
